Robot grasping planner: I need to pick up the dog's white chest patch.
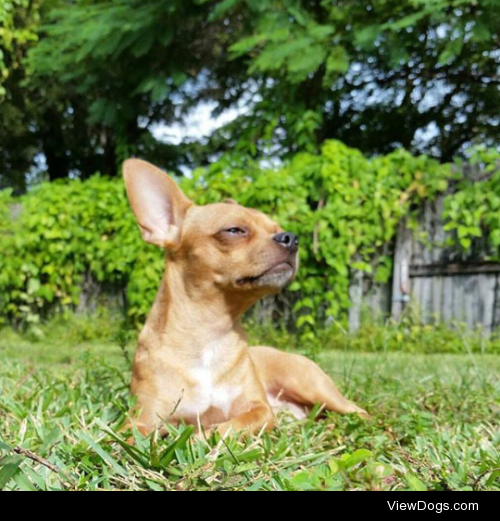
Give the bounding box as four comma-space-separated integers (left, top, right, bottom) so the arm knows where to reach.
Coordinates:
181, 344, 241, 419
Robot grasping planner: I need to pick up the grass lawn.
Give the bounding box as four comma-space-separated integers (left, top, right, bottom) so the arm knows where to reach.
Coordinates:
0, 333, 499, 491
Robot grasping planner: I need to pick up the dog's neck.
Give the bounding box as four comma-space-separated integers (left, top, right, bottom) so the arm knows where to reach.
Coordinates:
144, 262, 256, 354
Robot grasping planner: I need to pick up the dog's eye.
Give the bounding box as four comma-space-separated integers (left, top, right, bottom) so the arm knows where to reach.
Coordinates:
226, 227, 245, 235
215, 227, 249, 242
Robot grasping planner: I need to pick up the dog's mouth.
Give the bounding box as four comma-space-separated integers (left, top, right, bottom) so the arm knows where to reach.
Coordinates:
236, 261, 294, 286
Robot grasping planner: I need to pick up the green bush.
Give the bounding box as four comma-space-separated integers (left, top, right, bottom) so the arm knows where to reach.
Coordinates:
0, 140, 499, 330
0, 176, 164, 327
443, 147, 500, 253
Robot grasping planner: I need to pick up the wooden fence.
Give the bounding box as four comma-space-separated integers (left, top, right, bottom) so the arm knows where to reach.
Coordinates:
350, 196, 500, 334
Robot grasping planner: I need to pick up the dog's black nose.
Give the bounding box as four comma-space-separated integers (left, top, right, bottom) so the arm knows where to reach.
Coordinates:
274, 232, 299, 253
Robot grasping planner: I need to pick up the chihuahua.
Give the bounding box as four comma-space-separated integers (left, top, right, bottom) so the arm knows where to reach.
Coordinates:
123, 159, 367, 438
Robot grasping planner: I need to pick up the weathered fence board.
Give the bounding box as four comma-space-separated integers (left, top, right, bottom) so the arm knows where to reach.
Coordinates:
405, 197, 500, 333
350, 194, 500, 334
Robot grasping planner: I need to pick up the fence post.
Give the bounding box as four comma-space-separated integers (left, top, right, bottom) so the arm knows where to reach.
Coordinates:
349, 255, 364, 333
392, 219, 413, 320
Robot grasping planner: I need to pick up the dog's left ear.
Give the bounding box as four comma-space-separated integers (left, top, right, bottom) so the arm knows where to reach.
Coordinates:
123, 159, 193, 249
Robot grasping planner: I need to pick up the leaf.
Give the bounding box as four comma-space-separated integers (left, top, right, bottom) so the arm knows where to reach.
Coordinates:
341, 449, 373, 469
459, 237, 472, 250
326, 46, 350, 75
486, 470, 500, 487
27, 278, 41, 294
250, 37, 314, 73
159, 425, 194, 467
209, 0, 242, 21
290, 470, 318, 491
385, 11, 427, 31
0, 439, 12, 451
287, 45, 327, 79
438, 39, 463, 65
471, 22, 491, 43
406, 474, 427, 491
308, 25, 334, 40
0, 457, 23, 490
354, 25, 381, 49
131, 31, 156, 58
229, 34, 267, 57
97, 423, 150, 468
287, 6, 310, 27
77, 431, 128, 477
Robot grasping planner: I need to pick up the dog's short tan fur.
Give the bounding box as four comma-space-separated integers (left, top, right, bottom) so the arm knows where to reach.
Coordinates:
123, 159, 368, 438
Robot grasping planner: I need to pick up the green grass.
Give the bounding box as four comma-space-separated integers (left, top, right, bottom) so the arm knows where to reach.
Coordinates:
0, 330, 499, 491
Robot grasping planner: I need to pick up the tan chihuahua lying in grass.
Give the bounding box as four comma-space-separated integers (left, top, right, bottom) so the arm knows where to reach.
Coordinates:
123, 159, 368, 438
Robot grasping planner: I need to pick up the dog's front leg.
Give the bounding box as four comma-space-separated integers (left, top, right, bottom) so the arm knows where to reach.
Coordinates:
213, 402, 274, 438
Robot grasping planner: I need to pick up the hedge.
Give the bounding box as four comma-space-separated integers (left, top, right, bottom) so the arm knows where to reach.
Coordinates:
1, 141, 499, 332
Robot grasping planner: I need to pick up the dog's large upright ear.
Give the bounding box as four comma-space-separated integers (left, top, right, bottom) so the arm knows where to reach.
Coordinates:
123, 159, 193, 248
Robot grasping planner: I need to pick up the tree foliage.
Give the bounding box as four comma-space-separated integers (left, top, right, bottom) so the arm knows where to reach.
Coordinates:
208, 0, 500, 161
0, 0, 44, 193
25, 0, 249, 180
0, 0, 499, 190
0, 0, 40, 100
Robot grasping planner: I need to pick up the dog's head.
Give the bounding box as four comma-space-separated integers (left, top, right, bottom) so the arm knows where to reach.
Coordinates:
123, 159, 299, 298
